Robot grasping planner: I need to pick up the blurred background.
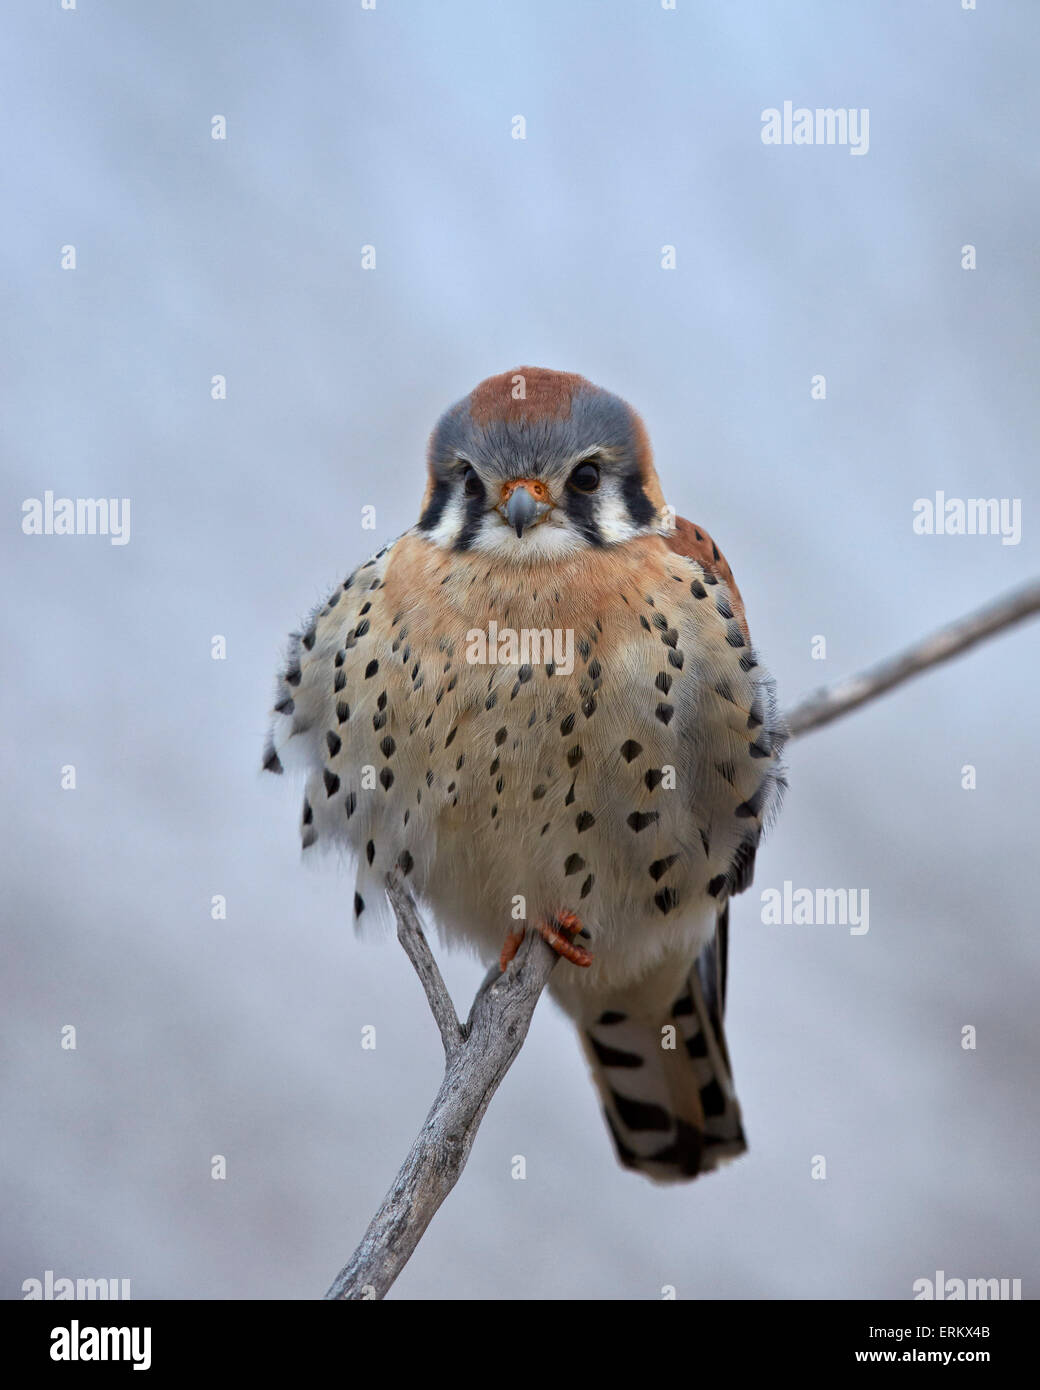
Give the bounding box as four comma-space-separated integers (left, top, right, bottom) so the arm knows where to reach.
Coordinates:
3, 0, 1038, 1300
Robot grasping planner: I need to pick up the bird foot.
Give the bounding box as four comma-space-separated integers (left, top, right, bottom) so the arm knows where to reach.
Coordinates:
499, 911, 593, 971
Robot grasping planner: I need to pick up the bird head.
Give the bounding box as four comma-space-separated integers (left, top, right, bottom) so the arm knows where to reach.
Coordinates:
417, 367, 671, 562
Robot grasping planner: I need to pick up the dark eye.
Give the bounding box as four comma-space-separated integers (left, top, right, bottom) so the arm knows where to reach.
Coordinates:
461, 464, 483, 498
569, 459, 601, 493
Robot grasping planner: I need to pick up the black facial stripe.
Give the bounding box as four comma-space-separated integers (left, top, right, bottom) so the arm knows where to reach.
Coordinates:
453, 485, 489, 550
563, 486, 604, 546
417, 475, 452, 532
620, 467, 657, 527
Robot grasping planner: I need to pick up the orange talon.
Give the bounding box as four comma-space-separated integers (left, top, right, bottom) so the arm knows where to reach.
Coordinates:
499, 925, 527, 971
538, 913, 593, 967
500, 912, 593, 970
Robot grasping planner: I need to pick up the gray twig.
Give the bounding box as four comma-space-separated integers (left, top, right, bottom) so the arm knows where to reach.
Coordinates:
385, 874, 464, 1060
324, 577, 1040, 1300
785, 579, 1040, 737
324, 884, 556, 1300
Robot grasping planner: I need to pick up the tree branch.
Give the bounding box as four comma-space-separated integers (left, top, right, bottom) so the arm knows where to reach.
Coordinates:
324, 577, 1040, 1299
386, 873, 464, 1061
324, 886, 557, 1300
785, 579, 1040, 737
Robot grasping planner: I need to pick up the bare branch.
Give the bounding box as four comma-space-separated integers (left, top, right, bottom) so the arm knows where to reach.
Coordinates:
785, 579, 1040, 738
385, 874, 463, 1061
324, 885, 557, 1301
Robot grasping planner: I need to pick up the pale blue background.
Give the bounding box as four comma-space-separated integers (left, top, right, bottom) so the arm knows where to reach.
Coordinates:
2, 0, 1038, 1299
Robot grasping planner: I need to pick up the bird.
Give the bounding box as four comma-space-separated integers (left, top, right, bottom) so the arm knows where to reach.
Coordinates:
264, 367, 786, 1182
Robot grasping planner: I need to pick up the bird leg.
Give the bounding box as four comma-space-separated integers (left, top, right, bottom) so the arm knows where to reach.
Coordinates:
499, 911, 593, 971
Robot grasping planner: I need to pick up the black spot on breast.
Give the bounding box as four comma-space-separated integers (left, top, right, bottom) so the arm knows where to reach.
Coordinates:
668, 649, 684, 670
285, 667, 302, 687
645, 769, 663, 791
326, 731, 341, 756
354, 892, 365, 917
715, 594, 732, 619
398, 850, 414, 875
580, 874, 595, 899
735, 785, 766, 818
660, 628, 678, 648
365, 660, 379, 678
366, 840, 375, 865
690, 579, 707, 599
334, 670, 346, 692
323, 770, 340, 797
627, 811, 659, 832
381, 735, 396, 759
532, 784, 547, 800
655, 704, 674, 725
576, 811, 595, 832
655, 673, 672, 694
302, 800, 313, 825
582, 696, 596, 718
707, 874, 727, 897
567, 746, 583, 768
654, 887, 680, 914
649, 855, 678, 881
560, 713, 576, 736
355, 619, 370, 638
336, 701, 350, 723
598, 1010, 627, 1025
263, 747, 283, 774
564, 854, 585, 875
445, 728, 458, 748
621, 740, 642, 762
725, 622, 745, 648
379, 768, 394, 790
344, 792, 356, 818
274, 697, 294, 715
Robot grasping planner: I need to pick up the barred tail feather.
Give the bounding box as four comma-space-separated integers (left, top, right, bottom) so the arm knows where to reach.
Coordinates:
580, 953, 745, 1183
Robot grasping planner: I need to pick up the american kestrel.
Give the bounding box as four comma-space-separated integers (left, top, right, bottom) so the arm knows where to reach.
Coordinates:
265, 368, 785, 1181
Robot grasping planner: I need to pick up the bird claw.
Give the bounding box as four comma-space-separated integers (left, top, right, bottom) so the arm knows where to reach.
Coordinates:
499, 911, 593, 971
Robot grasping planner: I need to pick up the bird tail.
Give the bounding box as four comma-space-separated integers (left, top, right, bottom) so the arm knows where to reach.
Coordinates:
578, 952, 746, 1182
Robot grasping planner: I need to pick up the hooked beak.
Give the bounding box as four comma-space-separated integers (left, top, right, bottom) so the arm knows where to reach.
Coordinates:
499, 479, 551, 537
